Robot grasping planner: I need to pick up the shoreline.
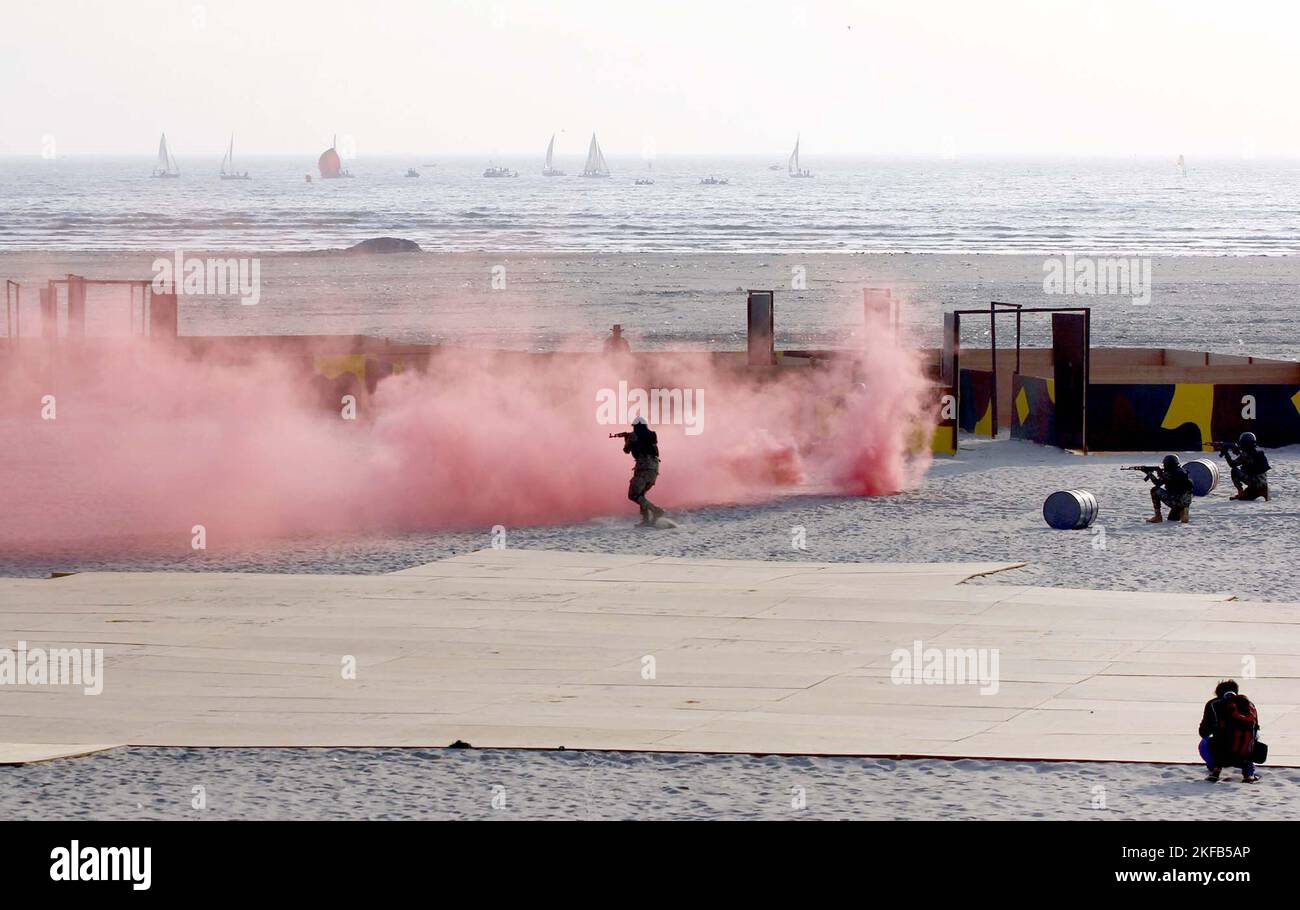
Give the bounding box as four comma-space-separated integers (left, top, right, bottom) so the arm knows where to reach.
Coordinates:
2, 248, 1298, 257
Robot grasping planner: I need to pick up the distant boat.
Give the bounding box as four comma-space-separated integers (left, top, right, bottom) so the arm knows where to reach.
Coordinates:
219, 135, 251, 180
542, 134, 565, 176
318, 135, 353, 178
151, 133, 180, 178
768, 163, 783, 171
635, 161, 655, 186
700, 176, 729, 185
483, 163, 518, 178
405, 168, 420, 178
581, 133, 610, 178
1176, 154, 1187, 178
788, 135, 813, 178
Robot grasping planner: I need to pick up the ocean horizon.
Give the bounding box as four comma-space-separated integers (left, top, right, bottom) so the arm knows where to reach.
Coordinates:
3, 154, 1298, 255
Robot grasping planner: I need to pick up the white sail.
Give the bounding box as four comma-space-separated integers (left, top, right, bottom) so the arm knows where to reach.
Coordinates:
583, 133, 609, 177
154, 133, 179, 176
221, 135, 234, 175
1177, 154, 1186, 177
542, 133, 565, 175
788, 136, 800, 176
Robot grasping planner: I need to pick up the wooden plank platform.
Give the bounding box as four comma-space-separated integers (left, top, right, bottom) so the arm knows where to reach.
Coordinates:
1, 549, 1294, 766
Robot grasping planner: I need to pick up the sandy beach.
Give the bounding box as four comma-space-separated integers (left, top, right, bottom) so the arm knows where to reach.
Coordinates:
4, 250, 1300, 359
4, 251, 1298, 821
3, 747, 1295, 821
6, 432, 1297, 603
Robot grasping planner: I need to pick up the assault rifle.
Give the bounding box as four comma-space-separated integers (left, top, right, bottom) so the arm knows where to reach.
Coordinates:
1122, 465, 1162, 483
1210, 441, 1269, 462
608, 431, 633, 439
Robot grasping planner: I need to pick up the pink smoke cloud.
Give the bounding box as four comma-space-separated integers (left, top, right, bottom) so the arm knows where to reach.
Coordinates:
0, 315, 935, 552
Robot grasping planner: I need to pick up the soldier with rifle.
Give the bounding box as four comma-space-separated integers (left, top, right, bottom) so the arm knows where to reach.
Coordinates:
1212, 431, 1271, 501
610, 416, 666, 526
1123, 453, 1194, 524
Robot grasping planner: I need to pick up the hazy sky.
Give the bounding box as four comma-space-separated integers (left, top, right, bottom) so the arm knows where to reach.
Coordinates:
4, 0, 1298, 158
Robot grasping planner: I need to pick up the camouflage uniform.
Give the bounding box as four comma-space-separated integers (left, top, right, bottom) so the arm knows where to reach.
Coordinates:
624, 428, 663, 523
1150, 463, 1195, 521
628, 452, 660, 510
1154, 486, 1194, 510
1227, 448, 1271, 501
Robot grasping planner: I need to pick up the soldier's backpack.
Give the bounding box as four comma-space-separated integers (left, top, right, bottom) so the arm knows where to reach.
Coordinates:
1218, 694, 1258, 761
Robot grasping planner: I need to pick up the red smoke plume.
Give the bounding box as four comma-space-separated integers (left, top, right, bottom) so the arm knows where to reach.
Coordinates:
0, 317, 934, 551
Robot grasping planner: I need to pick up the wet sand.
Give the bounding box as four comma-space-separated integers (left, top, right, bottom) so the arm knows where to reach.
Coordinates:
3, 251, 1299, 358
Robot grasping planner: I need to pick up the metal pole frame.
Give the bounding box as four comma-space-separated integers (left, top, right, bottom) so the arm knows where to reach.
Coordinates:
40, 276, 155, 339
987, 302, 1023, 438
947, 304, 1091, 451
4, 280, 19, 341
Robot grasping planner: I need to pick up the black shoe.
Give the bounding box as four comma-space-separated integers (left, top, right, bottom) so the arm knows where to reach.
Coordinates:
1205, 768, 1221, 782
1242, 773, 1260, 784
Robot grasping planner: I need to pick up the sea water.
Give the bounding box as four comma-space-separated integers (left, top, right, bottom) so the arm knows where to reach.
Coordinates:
2, 154, 1299, 255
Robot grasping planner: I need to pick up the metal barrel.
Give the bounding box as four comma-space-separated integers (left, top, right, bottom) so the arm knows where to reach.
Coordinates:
1042, 489, 1099, 530
1185, 458, 1220, 497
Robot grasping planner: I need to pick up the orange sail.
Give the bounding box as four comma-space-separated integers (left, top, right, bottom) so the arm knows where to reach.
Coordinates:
318, 145, 342, 178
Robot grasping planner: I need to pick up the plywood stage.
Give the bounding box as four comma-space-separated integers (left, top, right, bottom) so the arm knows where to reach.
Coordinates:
2, 549, 1296, 766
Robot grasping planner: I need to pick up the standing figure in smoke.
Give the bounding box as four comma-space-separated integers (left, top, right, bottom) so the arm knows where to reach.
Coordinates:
603, 324, 632, 355
614, 416, 665, 526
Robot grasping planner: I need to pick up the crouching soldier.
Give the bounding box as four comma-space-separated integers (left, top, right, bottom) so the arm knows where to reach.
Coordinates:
1138, 454, 1194, 524
1198, 679, 1262, 783
1221, 432, 1271, 501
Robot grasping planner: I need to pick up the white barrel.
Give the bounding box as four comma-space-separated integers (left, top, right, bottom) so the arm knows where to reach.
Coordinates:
1042, 489, 1099, 530
1185, 458, 1220, 497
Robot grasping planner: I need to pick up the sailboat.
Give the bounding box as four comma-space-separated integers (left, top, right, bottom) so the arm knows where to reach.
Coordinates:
151, 133, 180, 178
635, 160, 654, 186
318, 135, 354, 179
1176, 154, 1187, 178
542, 134, 565, 176
788, 135, 813, 178
581, 133, 610, 178
220, 135, 251, 180
483, 161, 518, 178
